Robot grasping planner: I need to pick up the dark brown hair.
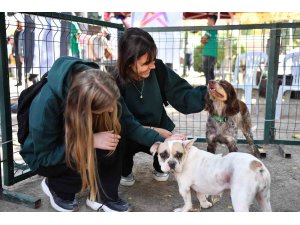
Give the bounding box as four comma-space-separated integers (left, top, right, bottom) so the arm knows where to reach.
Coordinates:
116, 28, 157, 86
208, 15, 218, 23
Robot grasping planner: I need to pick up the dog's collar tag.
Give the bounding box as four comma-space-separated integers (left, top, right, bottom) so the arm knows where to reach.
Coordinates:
211, 115, 228, 123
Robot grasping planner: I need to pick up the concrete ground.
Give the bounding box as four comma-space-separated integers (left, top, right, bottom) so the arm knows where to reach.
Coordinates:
1, 143, 299, 212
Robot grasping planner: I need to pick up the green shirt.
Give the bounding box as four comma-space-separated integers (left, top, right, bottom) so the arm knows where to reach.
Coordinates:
70, 23, 80, 55
203, 30, 218, 57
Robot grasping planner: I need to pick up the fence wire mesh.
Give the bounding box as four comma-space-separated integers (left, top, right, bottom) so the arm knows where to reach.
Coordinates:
144, 25, 300, 143
1, 13, 300, 187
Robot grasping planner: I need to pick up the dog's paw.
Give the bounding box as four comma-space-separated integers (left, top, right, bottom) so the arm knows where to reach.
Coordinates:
200, 201, 213, 209
173, 207, 183, 212
174, 206, 194, 212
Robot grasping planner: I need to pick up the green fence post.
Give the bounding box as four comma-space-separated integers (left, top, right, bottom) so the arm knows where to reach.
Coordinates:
0, 12, 14, 186
0, 12, 41, 209
264, 24, 281, 144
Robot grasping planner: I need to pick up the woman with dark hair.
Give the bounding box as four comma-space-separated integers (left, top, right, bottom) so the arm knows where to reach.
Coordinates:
116, 28, 207, 186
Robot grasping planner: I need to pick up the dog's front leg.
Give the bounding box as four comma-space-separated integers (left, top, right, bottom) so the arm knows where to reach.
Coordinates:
207, 133, 217, 154
240, 116, 256, 155
174, 186, 192, 212
197, 192, 212, 209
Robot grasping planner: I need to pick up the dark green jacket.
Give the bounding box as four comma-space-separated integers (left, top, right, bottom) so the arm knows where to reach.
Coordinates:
122, 62, 207, 145
20, 57, 99, 171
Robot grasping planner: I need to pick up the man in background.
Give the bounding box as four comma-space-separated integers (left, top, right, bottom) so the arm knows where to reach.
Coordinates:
88, 27, 112, 63
201, 15, 218, 85
14, 20, 23, 86
7, 36, 15, 77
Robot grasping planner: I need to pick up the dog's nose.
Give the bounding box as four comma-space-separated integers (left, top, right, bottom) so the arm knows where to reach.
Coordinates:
208, 80, 215, 86
168, 161, 176, 170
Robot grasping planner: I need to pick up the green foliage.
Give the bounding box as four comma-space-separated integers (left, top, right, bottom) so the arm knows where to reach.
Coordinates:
241, 29, 255, 36
241, 45, 246, 54
216, 38, 225, 69
193, 44, 204, 72
293, 27, 300, 48
231, 38, 238, 71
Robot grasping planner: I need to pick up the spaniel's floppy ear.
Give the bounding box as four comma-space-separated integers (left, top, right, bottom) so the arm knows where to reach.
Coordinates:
225, 99, 240, 116
225, 85, 240, 116
205, 93, 214, 114
150, 142, 162, 156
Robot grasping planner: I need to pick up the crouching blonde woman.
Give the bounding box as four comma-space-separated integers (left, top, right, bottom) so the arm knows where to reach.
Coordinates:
20, 56, 128, 212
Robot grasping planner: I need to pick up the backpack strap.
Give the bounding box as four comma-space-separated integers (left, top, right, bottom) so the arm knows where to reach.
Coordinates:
155, 59, 169, 106
41, 71, 48, 80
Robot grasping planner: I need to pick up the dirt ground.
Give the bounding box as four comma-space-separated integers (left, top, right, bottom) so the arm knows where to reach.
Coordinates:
1, 143, 299, 212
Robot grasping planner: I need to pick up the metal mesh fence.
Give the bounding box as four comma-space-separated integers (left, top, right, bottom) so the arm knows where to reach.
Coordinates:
144, 24, 300, 143
275, 27, 300, 141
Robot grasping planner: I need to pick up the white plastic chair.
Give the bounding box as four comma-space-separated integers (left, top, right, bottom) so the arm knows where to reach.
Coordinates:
275, 52, 300, 119
217, 58, 233, 80
232, 52, 268, 113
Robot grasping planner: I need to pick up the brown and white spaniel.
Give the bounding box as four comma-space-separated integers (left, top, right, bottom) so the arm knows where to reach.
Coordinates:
205, 80, 257, 154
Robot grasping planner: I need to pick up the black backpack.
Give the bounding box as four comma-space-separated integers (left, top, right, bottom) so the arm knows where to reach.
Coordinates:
17, 72, 48, 144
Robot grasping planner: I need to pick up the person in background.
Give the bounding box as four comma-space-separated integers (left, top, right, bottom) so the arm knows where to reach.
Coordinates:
88, 27, 112, 64
201, 14, 218, 85
14, 20, 24, 86
70, 22, 80, 58
185, 42, 193, 72
7, 35, 15, 77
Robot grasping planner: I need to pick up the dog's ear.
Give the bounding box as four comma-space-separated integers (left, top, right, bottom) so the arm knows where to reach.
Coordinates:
150, 142, 162, 156
225, 98, 240, 116
182, 138, 197, 151
224, 82, 240, 116
204, 93, 214, 114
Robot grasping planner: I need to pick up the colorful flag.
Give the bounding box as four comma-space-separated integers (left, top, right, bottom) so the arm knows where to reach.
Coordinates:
131, 12, 183, 70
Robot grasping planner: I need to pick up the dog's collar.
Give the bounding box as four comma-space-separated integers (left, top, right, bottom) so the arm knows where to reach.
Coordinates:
211, 115, 228, 123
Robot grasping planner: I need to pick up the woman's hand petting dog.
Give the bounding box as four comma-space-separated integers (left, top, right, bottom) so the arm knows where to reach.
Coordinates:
145, 126, 187, 140
166, 133, 187, 141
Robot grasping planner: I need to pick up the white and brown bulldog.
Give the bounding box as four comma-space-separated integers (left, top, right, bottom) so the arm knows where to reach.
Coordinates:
150, 139, 272, 212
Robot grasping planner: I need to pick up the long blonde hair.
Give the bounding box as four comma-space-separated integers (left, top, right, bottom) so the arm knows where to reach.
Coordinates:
65, 69, 121, 201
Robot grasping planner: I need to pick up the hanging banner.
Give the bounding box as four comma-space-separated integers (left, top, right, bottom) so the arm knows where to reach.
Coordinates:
131, 12, 182, 71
